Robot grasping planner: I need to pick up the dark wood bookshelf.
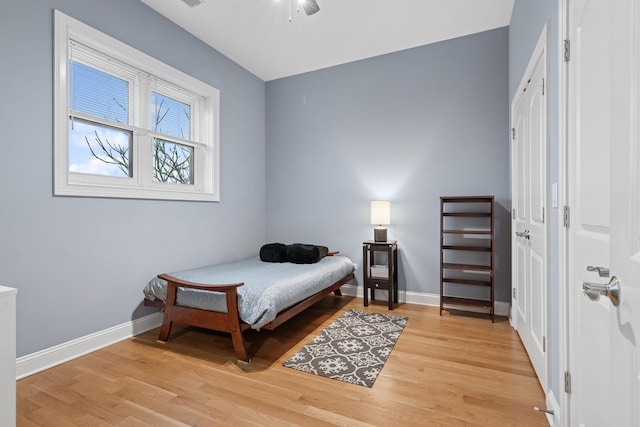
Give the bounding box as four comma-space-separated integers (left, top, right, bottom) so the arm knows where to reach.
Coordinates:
440, 195, 495, 321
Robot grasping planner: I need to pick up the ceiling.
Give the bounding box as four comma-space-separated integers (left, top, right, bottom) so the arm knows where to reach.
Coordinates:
140, 0, 514, 82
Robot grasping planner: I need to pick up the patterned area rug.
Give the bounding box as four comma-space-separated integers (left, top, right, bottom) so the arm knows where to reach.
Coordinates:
283, 309, 408, 387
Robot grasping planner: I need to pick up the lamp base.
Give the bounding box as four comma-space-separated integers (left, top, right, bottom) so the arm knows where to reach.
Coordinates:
374, 228, 387, 242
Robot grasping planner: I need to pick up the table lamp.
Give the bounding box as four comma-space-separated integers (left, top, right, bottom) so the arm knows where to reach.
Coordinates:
371, 200, 391, 242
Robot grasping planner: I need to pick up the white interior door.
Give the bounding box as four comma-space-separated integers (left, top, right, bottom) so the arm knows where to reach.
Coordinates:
607, 0, 640, 424
511, 30, 548, 391
567, 0, 640, 425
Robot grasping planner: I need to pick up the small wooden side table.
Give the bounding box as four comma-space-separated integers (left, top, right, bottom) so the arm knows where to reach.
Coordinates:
362, 240, 398, 310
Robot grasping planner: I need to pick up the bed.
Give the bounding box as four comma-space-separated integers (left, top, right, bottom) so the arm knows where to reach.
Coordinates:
143, 254, 356, 362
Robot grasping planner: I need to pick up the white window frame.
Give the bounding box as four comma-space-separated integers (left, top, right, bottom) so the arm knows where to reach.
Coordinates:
54, 10, 220, 202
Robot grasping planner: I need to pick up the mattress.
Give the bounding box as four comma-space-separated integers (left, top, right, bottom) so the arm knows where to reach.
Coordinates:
143, 255, 356, 329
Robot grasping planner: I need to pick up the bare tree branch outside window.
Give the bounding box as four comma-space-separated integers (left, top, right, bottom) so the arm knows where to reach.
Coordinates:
85, 96, 192, 184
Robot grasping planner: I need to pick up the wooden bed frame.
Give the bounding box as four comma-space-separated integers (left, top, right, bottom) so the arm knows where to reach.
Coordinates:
143, 272, 355, 362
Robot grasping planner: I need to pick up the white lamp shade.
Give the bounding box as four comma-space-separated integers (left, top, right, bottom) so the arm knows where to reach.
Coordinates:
370, 200, 391, 225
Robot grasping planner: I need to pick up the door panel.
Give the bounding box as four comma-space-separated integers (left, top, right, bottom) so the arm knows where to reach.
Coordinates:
567, 0, 638, 425
517, 114, 527, 221
529, 70, 545, 226
527, 55, 547, 379
568, 0, 612, 421
608, 0, 640, 425
530, 250, 545, 351
516, 240, 527, 320
514, 85, 527, 327
511, 31, 548, 391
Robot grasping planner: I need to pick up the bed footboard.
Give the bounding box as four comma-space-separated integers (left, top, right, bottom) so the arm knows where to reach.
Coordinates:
155, 273, 250, 362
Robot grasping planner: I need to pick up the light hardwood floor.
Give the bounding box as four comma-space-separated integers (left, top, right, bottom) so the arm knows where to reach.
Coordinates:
17, 297, 548, 426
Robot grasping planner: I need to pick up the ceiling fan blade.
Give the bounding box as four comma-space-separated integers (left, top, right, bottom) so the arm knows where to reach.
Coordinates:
303, 0, 320, 16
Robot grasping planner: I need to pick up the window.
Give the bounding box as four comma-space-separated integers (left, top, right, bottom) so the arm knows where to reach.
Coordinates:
54, 11, 220, 201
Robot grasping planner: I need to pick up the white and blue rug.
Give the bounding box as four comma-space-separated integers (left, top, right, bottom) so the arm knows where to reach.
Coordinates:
283, 309, 408, 387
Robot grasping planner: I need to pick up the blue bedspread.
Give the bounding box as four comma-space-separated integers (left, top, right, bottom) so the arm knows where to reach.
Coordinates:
143, 255, 355, 329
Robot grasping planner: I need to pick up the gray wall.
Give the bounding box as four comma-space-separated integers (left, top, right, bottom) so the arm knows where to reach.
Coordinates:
0, 0, 266, 357
509, 0, 559, 398
1, 0, 524, 370
265, 28, 510, 302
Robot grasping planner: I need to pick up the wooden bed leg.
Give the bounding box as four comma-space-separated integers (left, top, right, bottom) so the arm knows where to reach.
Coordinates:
157, 281, 178, 343
333, 288, 342, 296
231, 328, 250, 363
157, 312, 173, 343
225, 288, 251, 363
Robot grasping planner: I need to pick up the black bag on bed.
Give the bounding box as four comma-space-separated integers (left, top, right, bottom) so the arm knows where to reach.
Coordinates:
259, 243, 288, 263
286, 243, 329, 264
260, 243, 329, 264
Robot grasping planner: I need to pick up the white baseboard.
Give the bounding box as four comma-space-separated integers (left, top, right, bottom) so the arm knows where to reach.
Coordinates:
545, 389, 561, 426
340, 284, 510, 316
17, 287, 509, 380
16, 312, 163, 380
